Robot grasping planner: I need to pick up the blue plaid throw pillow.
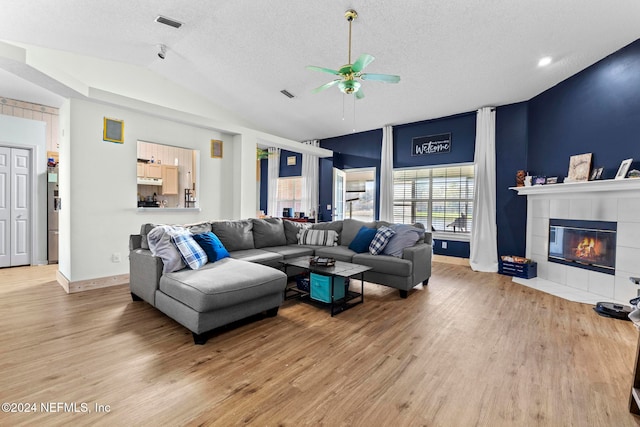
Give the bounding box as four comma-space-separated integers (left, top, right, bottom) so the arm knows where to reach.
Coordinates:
369, 226, 396, 255
171, 232, 208, 270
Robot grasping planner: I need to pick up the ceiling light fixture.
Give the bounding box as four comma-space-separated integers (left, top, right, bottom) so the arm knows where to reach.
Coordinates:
155, 15, 183, 29
538, 56, 552, 67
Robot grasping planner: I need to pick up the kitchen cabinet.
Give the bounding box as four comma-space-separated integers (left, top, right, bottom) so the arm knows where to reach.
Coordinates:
162, 165, 179, 195
146, 164, 162, 179
137, 162, 145, 177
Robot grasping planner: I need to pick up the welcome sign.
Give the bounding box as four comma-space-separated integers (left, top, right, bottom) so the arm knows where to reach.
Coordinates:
411, 133, 451, 156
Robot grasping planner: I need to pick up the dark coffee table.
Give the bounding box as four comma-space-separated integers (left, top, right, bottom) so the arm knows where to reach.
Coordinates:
280, 256, 371, 316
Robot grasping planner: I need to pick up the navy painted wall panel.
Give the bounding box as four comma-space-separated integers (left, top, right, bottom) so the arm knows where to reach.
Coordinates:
394, 112, 476, 168
433, 240, 470, 257
495, 102, 528, 257
259, 158, 268, 213
528, 39, 640, 180
318, 157, 334, 221
279, 149, 302, 177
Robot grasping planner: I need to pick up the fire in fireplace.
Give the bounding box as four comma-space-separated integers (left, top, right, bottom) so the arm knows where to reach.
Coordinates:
548, 219, 617, 275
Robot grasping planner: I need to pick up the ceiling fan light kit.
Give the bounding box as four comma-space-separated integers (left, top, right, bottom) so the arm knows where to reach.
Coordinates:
307, 9, 400, 99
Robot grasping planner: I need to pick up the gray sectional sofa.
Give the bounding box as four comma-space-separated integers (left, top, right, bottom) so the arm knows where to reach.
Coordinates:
129, 218, 432, 344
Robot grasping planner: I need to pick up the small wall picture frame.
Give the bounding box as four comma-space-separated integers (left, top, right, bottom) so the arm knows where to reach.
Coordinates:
287, 156, 297, 166
211, 139, 223, 158
615, 158, 633, 180
103, 117, 124, 143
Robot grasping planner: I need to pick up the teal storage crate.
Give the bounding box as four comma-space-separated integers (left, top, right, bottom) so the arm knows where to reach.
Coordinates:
310, 273, 346, 303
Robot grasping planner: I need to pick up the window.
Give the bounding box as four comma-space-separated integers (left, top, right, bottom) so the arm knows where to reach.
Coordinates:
277, 177, 302, 215
393, 165, 474, 238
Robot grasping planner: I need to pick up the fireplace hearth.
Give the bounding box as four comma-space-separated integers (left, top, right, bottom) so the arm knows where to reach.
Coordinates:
548, 219, 617, 275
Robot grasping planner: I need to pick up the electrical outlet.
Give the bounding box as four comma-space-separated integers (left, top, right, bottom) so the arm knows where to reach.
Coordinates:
111, 252, 121, 263
441, 241, 447, 249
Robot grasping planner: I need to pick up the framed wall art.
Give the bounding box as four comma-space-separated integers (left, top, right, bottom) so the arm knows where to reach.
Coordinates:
103, 117, 124, 143
211, 139, 223, 158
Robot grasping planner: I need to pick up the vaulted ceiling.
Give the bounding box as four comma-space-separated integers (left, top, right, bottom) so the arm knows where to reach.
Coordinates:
1, 1, 640, 142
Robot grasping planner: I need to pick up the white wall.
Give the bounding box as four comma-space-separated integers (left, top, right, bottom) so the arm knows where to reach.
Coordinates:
0, 114, 47, 264
63, 98, 239, 282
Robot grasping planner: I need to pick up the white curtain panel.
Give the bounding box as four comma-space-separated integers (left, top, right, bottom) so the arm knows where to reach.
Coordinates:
470, 107, 499, 272
267, 147, 280, 217
301, 140, 319, 217
379, 125, 394, 222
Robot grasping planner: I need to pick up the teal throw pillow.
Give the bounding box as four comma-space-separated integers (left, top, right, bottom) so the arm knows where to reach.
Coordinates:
193, 232, 230, 262
348, 226, 377, 253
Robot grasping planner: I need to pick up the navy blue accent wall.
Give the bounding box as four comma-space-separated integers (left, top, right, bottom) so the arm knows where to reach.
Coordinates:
320, 129, 382, 219
394, 112, 476, 168
279, 149, 302, 177
433, 239, 470, 257
318, 157, 334, 221
528, 39, 640, 180
495, 102, 529, 257
259, 158, 268, 214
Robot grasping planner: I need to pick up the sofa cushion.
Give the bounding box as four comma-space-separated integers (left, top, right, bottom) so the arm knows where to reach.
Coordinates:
311, 221, 343, 244
341, 219, 376, 247
298, 229, 338, 246
171, 232, 208, 270
348, 226, 377, 253
210, 220, 255, 251
382, 224, 425, 257
369, 226, 396, 255
192, 232, 230, 262
140, 223, 156, 249
352, 253, 412, 277
229, 248, 283, 266
185, 221, 212, 234
147, 225, 187, 273
159, 258, 287, 312
262, 245, 314, 259
283, 220, 312, 244
252, 218, 287, 248
314, 245, 356, 262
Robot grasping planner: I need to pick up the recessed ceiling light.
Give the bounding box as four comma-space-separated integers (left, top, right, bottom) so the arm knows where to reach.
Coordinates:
538, 56, 552, 67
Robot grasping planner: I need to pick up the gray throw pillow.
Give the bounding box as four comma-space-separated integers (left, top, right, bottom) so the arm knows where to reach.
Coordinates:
210, 220, 255, 251
283, 220, 312, 245
147, 225, 187, 273
382, 224, 425, 257
311, 221, 343, 244
252, 218, 286, 248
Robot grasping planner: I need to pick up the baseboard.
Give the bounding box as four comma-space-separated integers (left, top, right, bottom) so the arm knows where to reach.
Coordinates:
433, 254, 470, 266
56, 271, 129, 294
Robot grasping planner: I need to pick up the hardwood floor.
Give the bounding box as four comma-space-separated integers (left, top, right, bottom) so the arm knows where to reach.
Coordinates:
1, 263, 640, 426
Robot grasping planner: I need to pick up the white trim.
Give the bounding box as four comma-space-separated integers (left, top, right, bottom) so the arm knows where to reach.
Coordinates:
510, 178, 640, 196
394, 161, 475, 172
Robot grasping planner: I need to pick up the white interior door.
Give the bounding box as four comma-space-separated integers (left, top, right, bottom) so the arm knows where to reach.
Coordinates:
11, 148, 30, 266
0, 147, 9, 267
333, 168, 346, 221
0, 147, 30, 267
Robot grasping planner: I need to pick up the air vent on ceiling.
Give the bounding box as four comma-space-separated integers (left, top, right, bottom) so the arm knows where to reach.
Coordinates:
280, 90, 295, 99
155, 15, 183, 29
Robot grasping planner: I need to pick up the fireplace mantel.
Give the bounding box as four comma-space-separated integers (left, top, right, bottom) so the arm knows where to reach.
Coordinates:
510, 178, 640, 196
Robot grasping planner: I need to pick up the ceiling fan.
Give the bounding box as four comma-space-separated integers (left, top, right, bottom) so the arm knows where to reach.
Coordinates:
307, 9, 400, 99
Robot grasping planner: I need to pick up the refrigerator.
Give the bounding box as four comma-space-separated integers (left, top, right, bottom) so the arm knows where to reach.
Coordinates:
47, 166, 59, 264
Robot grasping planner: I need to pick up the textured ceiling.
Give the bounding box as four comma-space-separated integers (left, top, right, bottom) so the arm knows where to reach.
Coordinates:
1, 1, 640, 142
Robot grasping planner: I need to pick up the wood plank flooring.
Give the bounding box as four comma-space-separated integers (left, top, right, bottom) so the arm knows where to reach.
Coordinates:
1, 263, 640, 426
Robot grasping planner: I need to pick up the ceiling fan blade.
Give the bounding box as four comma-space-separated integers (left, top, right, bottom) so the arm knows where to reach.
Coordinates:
352, 54, 375, 73
361, 73, 401, 83
355, 88, 365, 100
312, 79, 341, 93
306, 65, 340, 75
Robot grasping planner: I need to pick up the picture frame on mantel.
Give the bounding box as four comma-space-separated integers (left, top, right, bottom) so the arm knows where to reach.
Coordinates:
615, 158, 633, 180
566, 153, 592, 182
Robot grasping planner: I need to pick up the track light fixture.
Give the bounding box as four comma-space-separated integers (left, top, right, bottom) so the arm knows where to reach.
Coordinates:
158, 44, 167, 60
